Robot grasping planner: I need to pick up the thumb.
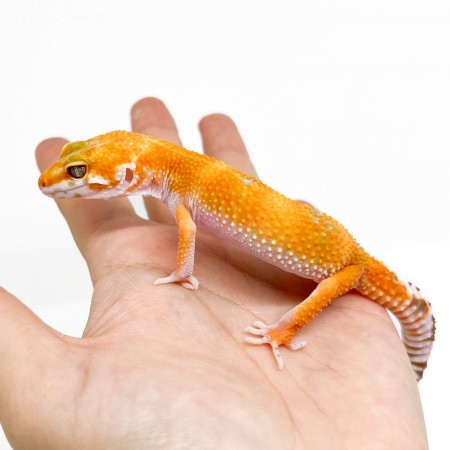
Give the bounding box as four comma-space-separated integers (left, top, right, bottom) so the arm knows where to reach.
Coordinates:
0, 287, 62, 417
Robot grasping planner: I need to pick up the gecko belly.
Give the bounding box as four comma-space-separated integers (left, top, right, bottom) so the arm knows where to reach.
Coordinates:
195, 206, 333, 282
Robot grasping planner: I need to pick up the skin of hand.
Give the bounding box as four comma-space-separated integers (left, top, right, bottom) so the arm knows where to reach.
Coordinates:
0, 98, 428, 450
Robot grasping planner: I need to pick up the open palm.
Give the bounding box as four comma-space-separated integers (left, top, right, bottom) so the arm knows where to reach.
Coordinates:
0, 98, 428, 449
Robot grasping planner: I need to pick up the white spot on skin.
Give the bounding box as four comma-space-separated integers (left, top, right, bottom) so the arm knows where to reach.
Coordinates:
89, 175, 110, 185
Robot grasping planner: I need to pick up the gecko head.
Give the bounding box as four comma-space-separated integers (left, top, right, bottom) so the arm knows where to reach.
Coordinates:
38, 131, 139, 199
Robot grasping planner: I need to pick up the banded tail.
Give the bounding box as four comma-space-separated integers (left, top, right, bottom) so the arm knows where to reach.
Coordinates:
357, 256, 435, 381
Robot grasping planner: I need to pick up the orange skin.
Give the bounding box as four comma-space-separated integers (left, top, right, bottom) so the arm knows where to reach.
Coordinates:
39, 130, 435, 380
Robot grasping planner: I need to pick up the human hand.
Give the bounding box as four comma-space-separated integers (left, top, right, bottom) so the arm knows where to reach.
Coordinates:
0, 98, 428, 449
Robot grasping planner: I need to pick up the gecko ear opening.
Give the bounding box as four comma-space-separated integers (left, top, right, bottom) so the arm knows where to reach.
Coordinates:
125, 168, 134, 183
66, 163, 88, 179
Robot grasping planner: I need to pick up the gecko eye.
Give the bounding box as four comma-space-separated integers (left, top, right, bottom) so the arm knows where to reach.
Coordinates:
66, 164, 88, 179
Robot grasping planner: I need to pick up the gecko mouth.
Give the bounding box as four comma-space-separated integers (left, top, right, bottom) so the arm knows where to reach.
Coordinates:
42, 185, 80, 193
40, 185, 78, 197
40, 183, 111, 198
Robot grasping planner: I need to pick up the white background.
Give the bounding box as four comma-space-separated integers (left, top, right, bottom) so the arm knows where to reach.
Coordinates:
1, 0, 449, 448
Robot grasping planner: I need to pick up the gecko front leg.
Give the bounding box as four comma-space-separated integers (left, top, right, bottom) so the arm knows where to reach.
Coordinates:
154, 203, 199, 290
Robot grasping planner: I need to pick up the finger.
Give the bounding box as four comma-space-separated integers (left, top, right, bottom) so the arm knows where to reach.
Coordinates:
199, 114, 258, 178
131, 97, 182, 144
36, 138, 137, 261
131, 97, 180, 224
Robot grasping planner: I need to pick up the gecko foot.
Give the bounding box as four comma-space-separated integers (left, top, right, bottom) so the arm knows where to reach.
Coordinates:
244, 320, 307, 369
154, 272, 199, 290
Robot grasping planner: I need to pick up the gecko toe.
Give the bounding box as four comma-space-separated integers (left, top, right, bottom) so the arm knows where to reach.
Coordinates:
286, 341, 307, 351
244, 335, 271, 345
244, 326, 267, 335
154, 273, 199, 290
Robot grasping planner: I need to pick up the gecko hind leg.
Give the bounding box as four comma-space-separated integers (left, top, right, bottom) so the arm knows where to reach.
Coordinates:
244, 264, 363, 369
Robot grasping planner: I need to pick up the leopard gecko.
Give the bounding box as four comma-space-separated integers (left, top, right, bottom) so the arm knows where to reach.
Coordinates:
38, 130, 435, 380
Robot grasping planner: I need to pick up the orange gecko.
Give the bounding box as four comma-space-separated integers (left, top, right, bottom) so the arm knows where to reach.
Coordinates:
39, 130, 435, 380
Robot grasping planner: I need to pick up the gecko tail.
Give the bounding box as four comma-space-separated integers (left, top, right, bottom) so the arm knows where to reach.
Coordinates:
396, 282, 435, 381
357, 257, 435, 381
